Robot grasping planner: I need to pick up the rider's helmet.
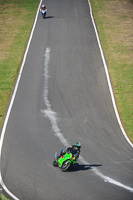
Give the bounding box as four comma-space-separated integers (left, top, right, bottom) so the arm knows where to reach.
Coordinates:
60, 149, 66, 156
75, 142, 81, 150
42, 5, 46, 9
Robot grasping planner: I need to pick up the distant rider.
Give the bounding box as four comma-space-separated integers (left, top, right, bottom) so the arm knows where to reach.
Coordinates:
40, 4, 47, 11
40, 4, 47, 17
60, 142, 81, 160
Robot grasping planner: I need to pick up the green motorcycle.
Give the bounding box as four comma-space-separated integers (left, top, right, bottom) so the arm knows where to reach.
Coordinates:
53, 151, 78, 172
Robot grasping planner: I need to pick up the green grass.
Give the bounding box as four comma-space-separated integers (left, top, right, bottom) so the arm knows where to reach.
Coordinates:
0, 0, 39, 130
0, 0, 132, 198
0, 2, 132, 140
0, 1, 39, 197
89, 0, 133, 142
0, 194, 10, 200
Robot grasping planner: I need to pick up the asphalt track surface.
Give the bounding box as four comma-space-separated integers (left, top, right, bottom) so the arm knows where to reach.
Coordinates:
0, 0, 133, 199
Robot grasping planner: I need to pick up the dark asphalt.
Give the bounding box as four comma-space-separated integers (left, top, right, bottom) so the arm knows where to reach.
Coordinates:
1, 0, 133, 199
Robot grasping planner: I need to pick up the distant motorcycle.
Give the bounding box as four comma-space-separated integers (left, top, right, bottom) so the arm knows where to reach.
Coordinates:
40, 9, 47, 18
53, 151, 78, 172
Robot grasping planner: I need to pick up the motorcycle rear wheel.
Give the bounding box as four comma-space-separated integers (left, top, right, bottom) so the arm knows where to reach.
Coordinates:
61, 161, 71, 172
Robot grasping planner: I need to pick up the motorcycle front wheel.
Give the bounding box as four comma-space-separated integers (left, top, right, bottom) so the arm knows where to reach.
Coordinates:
53, 160, 58, 167
43, 12, 46, 18
61, 161, 71, 172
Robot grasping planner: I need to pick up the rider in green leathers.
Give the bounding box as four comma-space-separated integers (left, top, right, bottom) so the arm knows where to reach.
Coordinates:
60, 142, 81, 161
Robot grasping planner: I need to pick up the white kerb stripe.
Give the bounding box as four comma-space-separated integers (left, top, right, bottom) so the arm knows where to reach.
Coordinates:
88, 0, 133, 148
0, 0, 43, 199
42, 47, 133, 193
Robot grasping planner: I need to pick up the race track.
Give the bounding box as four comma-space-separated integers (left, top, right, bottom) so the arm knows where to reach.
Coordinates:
0, 0, 133, 199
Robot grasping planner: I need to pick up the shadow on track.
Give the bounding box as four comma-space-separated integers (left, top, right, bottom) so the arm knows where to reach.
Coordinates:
44, 16, 54, 19
69, 163, 102, 172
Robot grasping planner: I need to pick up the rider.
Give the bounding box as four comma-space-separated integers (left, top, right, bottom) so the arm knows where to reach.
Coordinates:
60, 142, 81, 160
40, 4, 46, 11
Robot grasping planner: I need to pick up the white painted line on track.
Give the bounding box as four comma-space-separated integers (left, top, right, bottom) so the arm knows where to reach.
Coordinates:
42, 48, 133, 193
0, 0, 132, 198
88, 0, 133, 148
41, 48, 69, 147
0, 0, 43, 199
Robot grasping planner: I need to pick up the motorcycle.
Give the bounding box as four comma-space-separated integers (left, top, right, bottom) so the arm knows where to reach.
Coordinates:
53, 151, 78, 172
40, 9, 47, 18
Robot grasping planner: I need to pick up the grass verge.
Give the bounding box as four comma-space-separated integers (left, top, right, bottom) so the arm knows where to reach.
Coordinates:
0, 0, 39, 131
0, 193, 10, 200
89, 0, 133, 142
0, 0, 132, 198
0, 0, 39, 198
